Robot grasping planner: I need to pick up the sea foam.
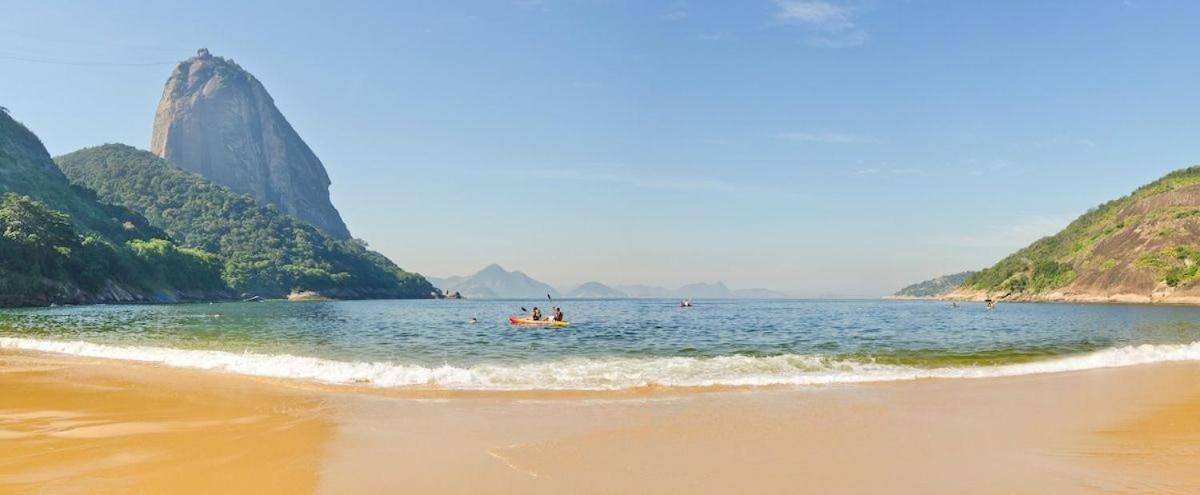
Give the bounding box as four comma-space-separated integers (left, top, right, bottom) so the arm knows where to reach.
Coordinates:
3, 337, 1200, 391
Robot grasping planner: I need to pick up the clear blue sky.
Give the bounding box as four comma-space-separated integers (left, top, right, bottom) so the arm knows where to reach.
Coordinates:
2, 1, 1198, 296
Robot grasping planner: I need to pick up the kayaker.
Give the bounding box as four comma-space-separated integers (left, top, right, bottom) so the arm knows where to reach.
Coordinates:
552, 307, 564, 322
531, 307, 543, 321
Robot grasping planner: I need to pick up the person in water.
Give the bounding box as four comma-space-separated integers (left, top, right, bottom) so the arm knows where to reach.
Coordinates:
552, 307, 564, 322
531, 307, 543, 321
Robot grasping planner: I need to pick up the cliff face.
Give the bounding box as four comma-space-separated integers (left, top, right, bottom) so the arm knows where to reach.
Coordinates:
150, 49, 351, 240
946, 167, 1200, 305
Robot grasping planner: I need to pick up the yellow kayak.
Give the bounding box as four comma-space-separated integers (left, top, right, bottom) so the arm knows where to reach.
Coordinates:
509, 316, 570, 327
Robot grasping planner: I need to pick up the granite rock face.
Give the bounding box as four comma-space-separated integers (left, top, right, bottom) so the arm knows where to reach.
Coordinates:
946, 166, 1200, 305
150, 49, 351, 239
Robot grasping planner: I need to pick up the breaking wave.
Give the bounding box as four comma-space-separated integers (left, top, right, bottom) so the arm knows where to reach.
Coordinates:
4, 337, 1200, 391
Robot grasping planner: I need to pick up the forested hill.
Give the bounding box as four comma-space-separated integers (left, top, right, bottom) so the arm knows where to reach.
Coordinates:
57, 144, 434, 299
1, 108, 229, 306
947, 166, 1200, 304
1, 108, 158, 241
890, 271, 974, 298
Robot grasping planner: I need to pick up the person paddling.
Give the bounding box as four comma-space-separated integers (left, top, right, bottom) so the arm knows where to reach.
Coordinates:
552, 307, 564, 322
530, 307, 543, 321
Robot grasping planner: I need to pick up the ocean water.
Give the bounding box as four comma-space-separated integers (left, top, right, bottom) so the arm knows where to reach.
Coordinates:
3, 299, 1200, 391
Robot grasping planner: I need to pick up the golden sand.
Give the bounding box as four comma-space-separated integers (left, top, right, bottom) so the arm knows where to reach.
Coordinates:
0, 352, 331, 494
320, 363, 1200, 494
2, 350, 1199, 494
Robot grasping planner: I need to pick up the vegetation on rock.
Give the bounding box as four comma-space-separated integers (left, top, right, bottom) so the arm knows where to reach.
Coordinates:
892, 271, 975, 298
1, 111, 227, 305
56, 144, 433, 299
961, 166, 1200, 298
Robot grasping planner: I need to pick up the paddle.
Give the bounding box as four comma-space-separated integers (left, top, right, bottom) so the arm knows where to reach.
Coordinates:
519, 307, 542, 320
546, 294, 565, 322
518, 295, 555, 321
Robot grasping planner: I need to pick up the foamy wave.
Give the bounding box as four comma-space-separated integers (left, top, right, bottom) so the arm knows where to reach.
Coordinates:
3, 337, 1200, 390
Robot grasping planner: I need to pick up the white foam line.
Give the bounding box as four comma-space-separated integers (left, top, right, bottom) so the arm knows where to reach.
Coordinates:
3, 337, 1200, 391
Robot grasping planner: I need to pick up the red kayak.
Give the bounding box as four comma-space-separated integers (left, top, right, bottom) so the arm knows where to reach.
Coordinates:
509, 316, 570, 327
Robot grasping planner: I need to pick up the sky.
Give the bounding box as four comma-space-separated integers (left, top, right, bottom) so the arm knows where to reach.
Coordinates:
2, 0, 1199, 297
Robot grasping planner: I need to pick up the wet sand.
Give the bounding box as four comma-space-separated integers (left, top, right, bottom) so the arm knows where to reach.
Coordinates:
3, 350, 1199, 494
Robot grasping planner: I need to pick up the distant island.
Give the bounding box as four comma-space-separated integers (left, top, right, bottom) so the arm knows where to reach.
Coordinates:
430, 264, 791, 299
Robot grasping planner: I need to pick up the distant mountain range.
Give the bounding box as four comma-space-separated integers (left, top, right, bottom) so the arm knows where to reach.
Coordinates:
566, 281, 627, 299
613, 281, 787, 299
430, 265, 791, 299
427, 265, 561, 299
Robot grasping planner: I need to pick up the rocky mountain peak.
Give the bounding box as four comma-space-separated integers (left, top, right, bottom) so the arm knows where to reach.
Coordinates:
149, 50, 352, 239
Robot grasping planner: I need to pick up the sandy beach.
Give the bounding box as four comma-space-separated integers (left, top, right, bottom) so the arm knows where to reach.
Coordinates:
0, 352, 332, 494
3, 350, 1199, 494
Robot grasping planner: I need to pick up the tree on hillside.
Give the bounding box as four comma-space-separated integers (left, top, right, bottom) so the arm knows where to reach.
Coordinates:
0, 193, 78, 275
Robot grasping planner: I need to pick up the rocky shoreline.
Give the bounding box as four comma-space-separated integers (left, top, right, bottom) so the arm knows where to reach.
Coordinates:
0, 280, 239, 308
940, 288, 1200, 306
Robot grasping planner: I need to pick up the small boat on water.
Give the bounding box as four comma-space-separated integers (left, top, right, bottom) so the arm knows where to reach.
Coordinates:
508, 316, 570, 327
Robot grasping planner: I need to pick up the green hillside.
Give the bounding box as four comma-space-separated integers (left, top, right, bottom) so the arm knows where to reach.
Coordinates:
1, 109, 227, 306
56, 144, 434, 299
960, 166, 1200, 300
893, 271, 974, 298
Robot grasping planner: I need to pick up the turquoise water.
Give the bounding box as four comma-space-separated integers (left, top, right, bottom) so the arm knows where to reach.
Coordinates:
3, 299, 1200, 390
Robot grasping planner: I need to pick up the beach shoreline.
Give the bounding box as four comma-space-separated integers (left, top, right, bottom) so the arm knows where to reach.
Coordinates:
941, 288, 1200, 306
3, 349, 1199, 494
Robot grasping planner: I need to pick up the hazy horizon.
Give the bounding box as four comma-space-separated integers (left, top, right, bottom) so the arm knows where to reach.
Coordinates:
426, 263, 806, 297
4, 1, 1199, 296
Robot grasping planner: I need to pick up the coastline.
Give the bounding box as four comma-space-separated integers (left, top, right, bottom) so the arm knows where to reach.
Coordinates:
882, 295, 941, 301
7, 335, 1200, 391
941, 288, 1200, 306
0, 291, 439, 310
0, 285, 240, 309
3, 350, 1199, 493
